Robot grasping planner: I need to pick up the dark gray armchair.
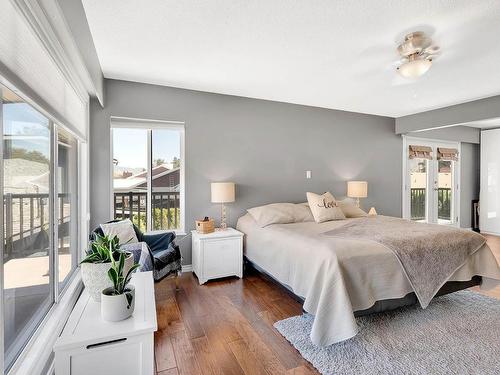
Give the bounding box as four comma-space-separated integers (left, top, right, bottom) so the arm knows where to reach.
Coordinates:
91, 220, 182, 283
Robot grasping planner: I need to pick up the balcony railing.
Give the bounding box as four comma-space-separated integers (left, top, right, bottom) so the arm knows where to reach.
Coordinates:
3, 193, 70, 261
410, 187, 451, 221
113, 191, 180, 231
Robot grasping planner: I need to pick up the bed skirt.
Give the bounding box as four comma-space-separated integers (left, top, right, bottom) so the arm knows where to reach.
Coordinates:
243, 257, 482, 316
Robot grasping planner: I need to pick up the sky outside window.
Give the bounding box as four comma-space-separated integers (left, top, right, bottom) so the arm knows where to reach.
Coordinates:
113, 128, 180, 169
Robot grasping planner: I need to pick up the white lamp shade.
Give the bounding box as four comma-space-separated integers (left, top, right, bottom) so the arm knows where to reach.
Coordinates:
347, 181, 368, 198
397, 59, 432, 78
211, 182, 235, 203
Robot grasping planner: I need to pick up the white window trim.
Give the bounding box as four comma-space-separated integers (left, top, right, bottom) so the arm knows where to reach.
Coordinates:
402, 135, 461, 227
0, 84, 5, 373
110, 117, 186, 235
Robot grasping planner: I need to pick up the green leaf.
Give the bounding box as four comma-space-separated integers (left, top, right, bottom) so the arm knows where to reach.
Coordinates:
86, 233, 128, 264
80, 253, 98, 264
125, 291, 133, 309
118, 252, 125, 275
107, 267, 119, 289
124, 264, 140, 285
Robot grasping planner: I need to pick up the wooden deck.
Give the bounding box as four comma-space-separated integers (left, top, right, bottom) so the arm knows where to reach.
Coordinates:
154, 234, 500, 374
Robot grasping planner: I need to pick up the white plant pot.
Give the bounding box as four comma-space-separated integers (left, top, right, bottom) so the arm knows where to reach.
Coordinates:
101, 285, 135, 322
81, 253, 134, 302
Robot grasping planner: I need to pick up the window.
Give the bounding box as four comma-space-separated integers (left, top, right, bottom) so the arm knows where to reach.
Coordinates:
403, 137, 460, 226
1, 83, 83, 372
112, 121, 184, 233
57, 129, 79, 289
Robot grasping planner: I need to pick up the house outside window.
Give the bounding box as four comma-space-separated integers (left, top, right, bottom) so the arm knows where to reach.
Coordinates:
111, 120, 185, 233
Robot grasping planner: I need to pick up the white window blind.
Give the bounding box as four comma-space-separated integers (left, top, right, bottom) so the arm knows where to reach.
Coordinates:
0, 0, 88, 139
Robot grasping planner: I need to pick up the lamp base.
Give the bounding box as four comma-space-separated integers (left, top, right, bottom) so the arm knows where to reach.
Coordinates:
220, 203, 228, 229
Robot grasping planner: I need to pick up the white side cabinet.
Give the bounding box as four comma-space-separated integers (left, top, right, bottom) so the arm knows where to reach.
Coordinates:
54, 272, 157, 375
192, 228, 244, 285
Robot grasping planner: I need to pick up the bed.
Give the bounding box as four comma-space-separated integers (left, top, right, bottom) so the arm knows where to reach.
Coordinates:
236, 212, 500, 347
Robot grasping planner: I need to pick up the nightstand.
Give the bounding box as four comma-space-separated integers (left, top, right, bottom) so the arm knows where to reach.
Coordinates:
191, 228, 243, 285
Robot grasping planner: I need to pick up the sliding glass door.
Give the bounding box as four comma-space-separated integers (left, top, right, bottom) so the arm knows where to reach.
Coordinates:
1, 82, 82, 371
2, 86, 53, 368
404, 137, 460, 226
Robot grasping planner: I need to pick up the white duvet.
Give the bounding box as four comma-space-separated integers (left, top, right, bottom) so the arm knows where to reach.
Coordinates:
236, 213, 500, 346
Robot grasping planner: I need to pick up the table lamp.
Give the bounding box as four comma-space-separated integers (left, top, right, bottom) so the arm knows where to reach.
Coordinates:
211, 182, 235, 230
347, 181, 367, 208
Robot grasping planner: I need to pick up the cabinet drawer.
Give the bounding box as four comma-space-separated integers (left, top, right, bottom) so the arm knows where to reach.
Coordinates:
203, 239, 240, 277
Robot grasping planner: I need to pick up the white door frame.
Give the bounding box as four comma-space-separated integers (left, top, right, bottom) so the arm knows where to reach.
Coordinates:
402, 135, 461, 226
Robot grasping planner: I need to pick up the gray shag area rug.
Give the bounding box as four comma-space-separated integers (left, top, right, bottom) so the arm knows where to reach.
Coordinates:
274, 291, 500, 375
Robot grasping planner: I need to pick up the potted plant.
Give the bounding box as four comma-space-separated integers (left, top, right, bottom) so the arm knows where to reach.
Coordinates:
81, 234, 134, 302
101, 251, 140, 322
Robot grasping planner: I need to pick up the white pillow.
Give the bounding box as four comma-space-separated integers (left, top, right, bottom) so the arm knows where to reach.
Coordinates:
306, 192, 346, 223
292, 204, 314, 222
247, 203, 296, 227
100, 219, 139, 245
338, 198, 368, 218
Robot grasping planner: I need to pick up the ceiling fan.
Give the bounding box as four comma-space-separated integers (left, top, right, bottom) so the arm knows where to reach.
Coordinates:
396, 31, 440, 79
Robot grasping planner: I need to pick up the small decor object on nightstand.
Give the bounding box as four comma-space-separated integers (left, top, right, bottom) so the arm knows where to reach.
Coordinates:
211, 182, 235, 230
347, 181, 368, 208
192, 228, 243, 285
196, 217, 215, 234
368, 207, 377, 216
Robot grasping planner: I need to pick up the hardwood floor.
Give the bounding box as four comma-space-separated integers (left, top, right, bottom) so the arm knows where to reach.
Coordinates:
154, 267, 318, 375
154, 234, 500, 374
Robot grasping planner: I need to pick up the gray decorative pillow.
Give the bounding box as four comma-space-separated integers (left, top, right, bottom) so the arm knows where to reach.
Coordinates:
306, 192, 346, 223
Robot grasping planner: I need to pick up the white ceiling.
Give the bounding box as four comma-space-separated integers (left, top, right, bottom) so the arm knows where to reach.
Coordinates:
82, 0, 500, 117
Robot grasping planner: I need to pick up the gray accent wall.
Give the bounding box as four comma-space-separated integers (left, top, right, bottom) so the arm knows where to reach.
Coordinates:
410, 126, 480, 144
396, 95, 500, 134
90, 79, 402, 264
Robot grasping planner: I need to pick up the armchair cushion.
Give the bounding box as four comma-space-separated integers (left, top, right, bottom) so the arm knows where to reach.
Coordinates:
91, 220, 182, 282
91, 219, 143, 242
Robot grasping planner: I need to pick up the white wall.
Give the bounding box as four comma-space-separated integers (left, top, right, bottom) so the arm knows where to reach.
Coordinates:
480, 129, 500, 234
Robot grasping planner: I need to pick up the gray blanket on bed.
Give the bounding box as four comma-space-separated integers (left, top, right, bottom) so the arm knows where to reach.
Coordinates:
324, 216, 486, 308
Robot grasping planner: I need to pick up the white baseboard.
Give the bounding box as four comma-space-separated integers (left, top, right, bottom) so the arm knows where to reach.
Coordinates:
182, 264, 193, 273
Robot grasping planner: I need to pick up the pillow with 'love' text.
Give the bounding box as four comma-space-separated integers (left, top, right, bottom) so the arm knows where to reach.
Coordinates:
306, 192, 346, 223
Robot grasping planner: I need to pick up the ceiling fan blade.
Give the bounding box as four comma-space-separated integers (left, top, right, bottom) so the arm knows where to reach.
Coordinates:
425, 45, 441, 54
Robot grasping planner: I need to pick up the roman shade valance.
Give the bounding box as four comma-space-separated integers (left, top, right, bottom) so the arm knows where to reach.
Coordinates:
0, 0, 88, 140
437, 147, 459, 161
409, 145, 432, 160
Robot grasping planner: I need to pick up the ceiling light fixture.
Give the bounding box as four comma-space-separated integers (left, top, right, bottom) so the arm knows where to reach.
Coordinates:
396, 32, 439, 79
